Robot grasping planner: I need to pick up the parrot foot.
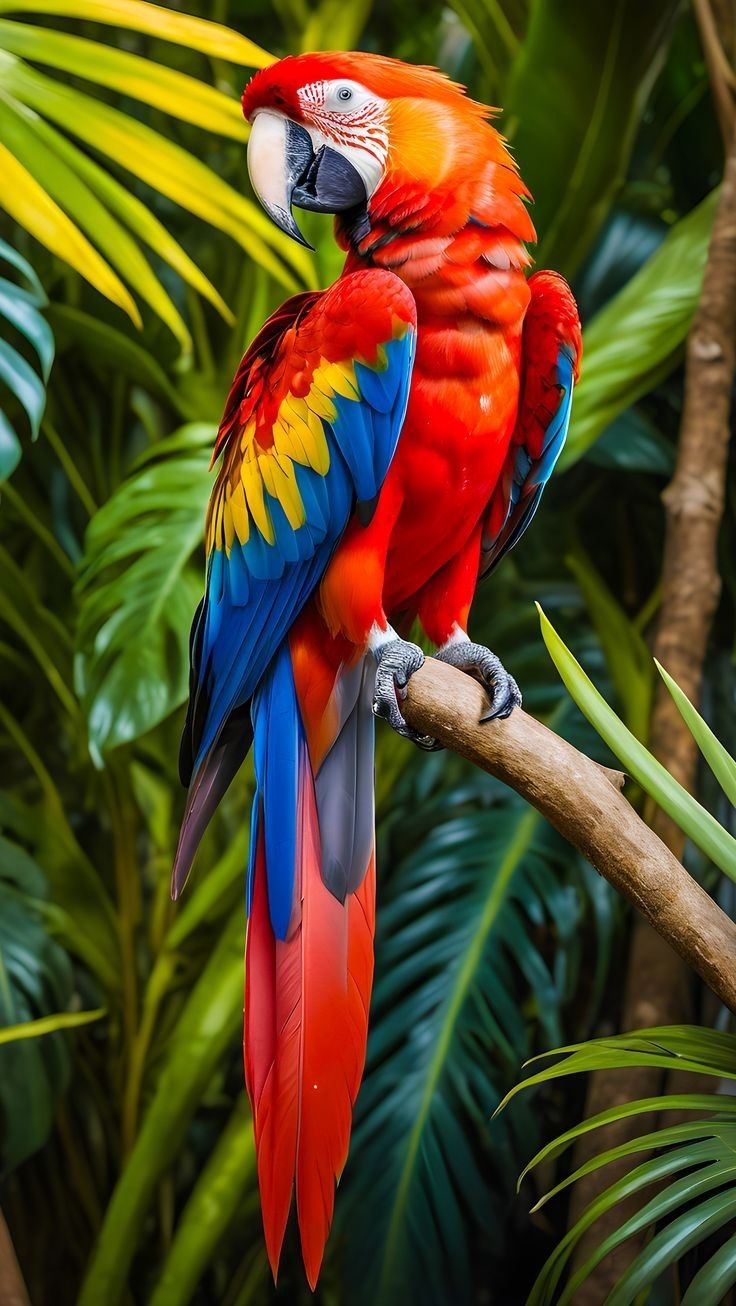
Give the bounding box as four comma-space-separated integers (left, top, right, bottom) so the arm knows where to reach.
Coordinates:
435, 637, 522, 721
372, 637, 439, 750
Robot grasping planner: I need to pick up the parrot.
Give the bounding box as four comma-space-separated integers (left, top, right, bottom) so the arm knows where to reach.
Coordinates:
172, 51, 582, 1289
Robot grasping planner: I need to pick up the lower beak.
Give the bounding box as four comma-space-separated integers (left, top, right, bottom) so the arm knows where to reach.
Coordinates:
247, 110, 368, 248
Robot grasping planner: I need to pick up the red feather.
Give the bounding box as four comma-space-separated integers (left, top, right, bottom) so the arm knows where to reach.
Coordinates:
244, 743, 375, 1286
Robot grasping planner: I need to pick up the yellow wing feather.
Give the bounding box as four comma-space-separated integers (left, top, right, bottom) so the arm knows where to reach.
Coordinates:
209, 358, 364, 557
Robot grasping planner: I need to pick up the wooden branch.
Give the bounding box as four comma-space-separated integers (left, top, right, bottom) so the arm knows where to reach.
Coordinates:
0, 1211, 30, 1306
401, 658, 736, 1015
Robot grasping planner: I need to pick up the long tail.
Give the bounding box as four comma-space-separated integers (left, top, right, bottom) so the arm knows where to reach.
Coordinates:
244, 631, 376, 1287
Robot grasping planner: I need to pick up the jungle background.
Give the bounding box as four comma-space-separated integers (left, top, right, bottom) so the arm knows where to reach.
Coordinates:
2, 0, 736, 1302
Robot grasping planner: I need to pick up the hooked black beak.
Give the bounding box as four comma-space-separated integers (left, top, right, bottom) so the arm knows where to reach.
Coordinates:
247, 111, 367, 249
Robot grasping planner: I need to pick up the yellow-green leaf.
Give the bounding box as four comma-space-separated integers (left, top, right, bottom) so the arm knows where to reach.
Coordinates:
0, 1006, 106, 1045
0, 139, 139, 321
38, 114, 232, 326
655, 660, 736, 809
6, 56, 315, 290
0, 18, 247, 139
0, 95, 190, 350
0, 0, 273, 68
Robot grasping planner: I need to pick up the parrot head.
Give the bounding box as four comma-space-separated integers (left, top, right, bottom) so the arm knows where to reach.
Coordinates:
242, 52, 528, 250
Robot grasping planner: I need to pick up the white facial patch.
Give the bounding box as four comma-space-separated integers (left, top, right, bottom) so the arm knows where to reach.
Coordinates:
296, 78, 389, 199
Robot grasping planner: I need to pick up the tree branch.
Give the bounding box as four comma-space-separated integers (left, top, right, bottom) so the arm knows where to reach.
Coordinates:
0, 1211, 30, 1306
401, 658, 736, 1015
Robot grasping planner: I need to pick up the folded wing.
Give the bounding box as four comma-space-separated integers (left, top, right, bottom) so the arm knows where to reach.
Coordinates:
480, 269, 581, 579
173, 268, 417, 896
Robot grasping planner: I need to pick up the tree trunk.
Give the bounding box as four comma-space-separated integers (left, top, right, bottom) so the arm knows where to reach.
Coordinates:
0, 1211, 30, 1306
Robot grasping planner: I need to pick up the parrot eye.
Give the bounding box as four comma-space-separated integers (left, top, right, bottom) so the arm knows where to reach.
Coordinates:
337, 87, 353, 102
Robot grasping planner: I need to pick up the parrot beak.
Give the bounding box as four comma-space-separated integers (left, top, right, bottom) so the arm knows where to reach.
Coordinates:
247, 110, 368, 249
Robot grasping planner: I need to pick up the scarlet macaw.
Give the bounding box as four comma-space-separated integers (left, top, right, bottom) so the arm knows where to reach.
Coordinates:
173, 52, 582, 1287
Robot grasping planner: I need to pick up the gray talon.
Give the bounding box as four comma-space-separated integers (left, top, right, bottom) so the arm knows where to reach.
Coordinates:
373, 638, 439, 750
435, 639, 521, 722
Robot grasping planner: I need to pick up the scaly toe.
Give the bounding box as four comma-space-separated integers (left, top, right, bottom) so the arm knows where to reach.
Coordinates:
435, 639, 522, 723
372, 638, 439, 750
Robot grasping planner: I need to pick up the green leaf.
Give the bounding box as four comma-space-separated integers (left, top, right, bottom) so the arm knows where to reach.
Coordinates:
607, 1188, 736, 1306
504, 0, 676, 276
76, 423, 213, 756
682, 1231, 736, 1306
78, 909, 245, 1306
537, 604, 736, 881
564, 190, 718, 467
507, 1026, 736, 1306
557, 1162, 736, 1306
0, 1006, 105, 1044
0, 19, 248, 139
4, 55, 314, 292
0, 278, 53, 380
0, 708, 121, 990
0, 236, 52, 472
148, 1097, 259, 1306
0, 133, 140, 319
0, 337, 46, 438
0, 0, 273, 69
0, 839, 75, 1171
0, 409, 21, 478
656, 659, 736, 808
48, 306, 189, 415
0, 95, 195, 348
519, 1092, 736, 1191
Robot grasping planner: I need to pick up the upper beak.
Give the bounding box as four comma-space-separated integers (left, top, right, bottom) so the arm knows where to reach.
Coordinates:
247, 110, 368, 249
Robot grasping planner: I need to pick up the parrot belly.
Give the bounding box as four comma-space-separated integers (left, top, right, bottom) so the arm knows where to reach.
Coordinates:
382, 326, 523, 616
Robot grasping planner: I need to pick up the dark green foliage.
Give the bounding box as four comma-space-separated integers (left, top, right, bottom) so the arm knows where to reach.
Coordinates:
0, 830, 74, 1171
505, 1028, 736, 1305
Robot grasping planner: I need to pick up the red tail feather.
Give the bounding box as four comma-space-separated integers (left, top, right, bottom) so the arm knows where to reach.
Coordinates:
244, 747, 375, 1286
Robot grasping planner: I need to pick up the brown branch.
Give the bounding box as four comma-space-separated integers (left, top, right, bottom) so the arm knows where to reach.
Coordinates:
694, 0, 736, 148
0, 1211, 30, 1306
401, 659, 736, 1014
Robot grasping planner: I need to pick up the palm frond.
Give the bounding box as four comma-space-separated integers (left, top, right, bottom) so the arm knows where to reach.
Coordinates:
0, 0, 314, 350
504, 1027, 736, 1306
0, 236, 53, 477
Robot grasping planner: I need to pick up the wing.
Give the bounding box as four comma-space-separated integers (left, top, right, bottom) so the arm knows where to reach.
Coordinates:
173, 269, 416, 894
480, 270, 581, 578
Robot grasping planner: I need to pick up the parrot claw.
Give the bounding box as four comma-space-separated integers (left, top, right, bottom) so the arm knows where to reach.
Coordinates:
435, 639, 521, 722
372, 638, 440, 750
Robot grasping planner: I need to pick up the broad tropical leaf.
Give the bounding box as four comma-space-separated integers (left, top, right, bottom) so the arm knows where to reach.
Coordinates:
0, 236, 53, 477
502, 1027, 736, 1306
75, 423, 213, 760
564, 190, 718, 467
503, 0, 676, 277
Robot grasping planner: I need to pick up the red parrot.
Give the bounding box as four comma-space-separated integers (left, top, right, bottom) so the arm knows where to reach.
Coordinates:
173, 52, 582, 1288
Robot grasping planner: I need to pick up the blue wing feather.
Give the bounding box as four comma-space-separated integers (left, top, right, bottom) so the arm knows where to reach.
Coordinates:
481, 344, 575, 577
173, 274, 416, 904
